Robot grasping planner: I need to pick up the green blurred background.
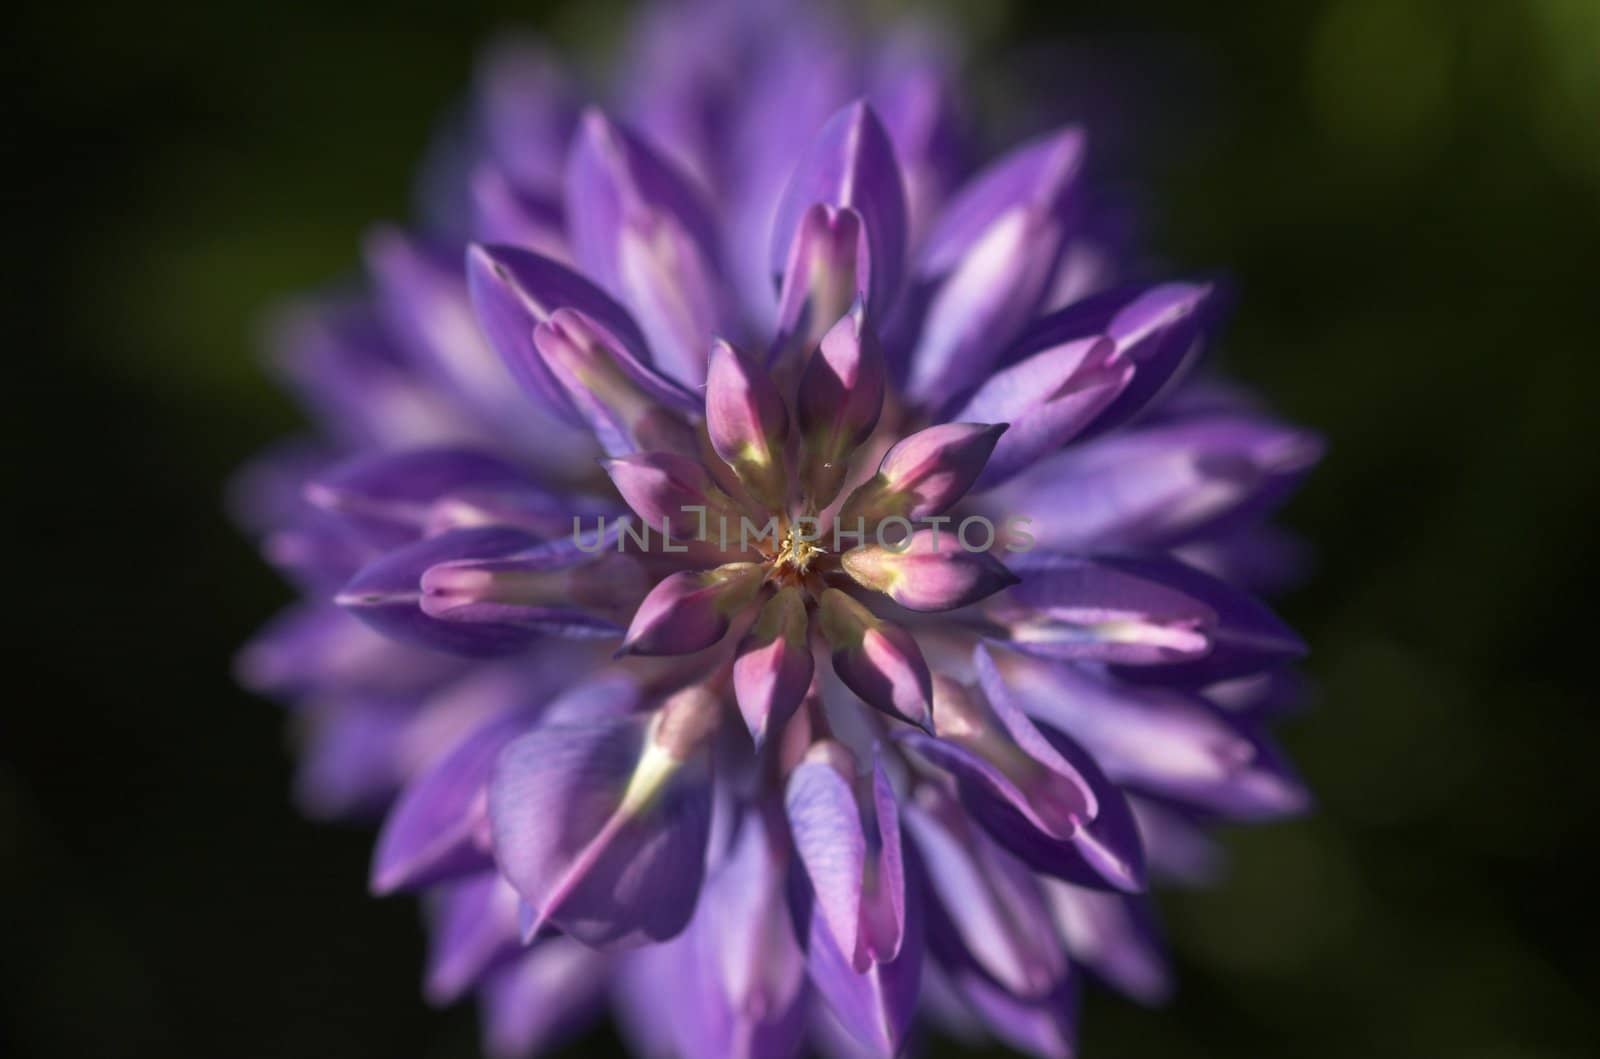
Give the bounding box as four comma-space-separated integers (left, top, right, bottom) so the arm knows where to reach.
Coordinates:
6, 0, 1598, 1056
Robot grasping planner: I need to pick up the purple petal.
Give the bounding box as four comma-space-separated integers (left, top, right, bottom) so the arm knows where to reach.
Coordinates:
465, 242, 654, 421
305, 448, 543, 549
771, 101, 909, 320
772, 204, 866, 358
941, 964, 1080, 1059
733, 587, 815, 748
984, 554, 1218, 666
267, 298, 476, 450
535, 308, 702, 457
839, 422, 1006, 524
619, 564, 765, 657
841, 529, 1019, 612
471, 38, 579, 196
466, 162, 568, 258
920, 127, 1086, 277
905, 783, 1068, 999
602, 450, 733, 537
478, 937, 609, 1059
801, 857, 924, 1059
566, 110, 728, 384
985, 413, 1324, 552
817, 591, 934, 730
899, 670, 1145, 892
423, 871, 524, 1004
420, 532, 642, 638
335, 527, 542, 657
1043, 880, 1171, 1006
905, 205, 1074, 409
796, 299, 887, 508
1130, 797, 1224, 886
785, 745, 906, 972
678, 810, 811, 1059
489, 713, 713, 948
958, 336, 1133, 489
1096, 554, 1308, 685
706, 339, 790, 507
236, 603, 463, 700
980, 648, 1310, 819
371, 708, 533, 894
1015, 281, 1219, 439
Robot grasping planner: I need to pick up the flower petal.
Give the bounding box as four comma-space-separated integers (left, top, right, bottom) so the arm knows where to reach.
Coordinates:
839, 422, 1006, 524
906, 783, 1068, 999
985, 413, 1324, 552
705, 339, 790, 508
1042, 880, 1171, 1006
566, 109, 729, 384
980, 647, 1311, 819
732, 587, 815, 748
489, 711, 714, 948
800, 857, 924, 1059
842, 528, 1019, 612
335, 527, 542, 657
465, 242, 655, 421
817, 590, 934, 730
796, 298, 887, 506
619, 564, 765, 657
957, 336, 1132, 489
478, 937, 610, 1059
305, 448, 549, 549
785, 743, 906, 972
423, 871, 524, 1004
772, 101, 909, 321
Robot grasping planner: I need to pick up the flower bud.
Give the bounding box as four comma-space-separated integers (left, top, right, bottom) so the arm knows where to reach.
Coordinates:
839, 422, 1006, 525
732, 587, 815, 749
705, 340, 790, 508
816, 590, 933, 730
797, 299, 886, 506
842, 529, 1019, 612
602, 450, 736, 540
536, 308, 700, 456
619, 563, 765, 656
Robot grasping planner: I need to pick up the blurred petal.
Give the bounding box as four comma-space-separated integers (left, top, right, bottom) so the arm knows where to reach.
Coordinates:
305, 448, 546, 549
986, 413, 1324, 551
566, 110, 729, 384
424, 872, 524, 1004
1043, 880, 1171, 1006
478, 937, 610, 1059
372, 708, 531, 893
981, 648, 1311, 819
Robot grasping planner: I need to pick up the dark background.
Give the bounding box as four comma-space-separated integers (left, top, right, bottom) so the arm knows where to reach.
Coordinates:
6, 1, 1598, 1056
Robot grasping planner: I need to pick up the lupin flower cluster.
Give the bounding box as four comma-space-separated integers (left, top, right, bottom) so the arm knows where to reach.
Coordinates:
233, 2, 1322, 1056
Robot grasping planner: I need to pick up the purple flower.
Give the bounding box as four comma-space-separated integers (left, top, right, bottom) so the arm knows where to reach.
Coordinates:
233, 2, 1320, 1057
